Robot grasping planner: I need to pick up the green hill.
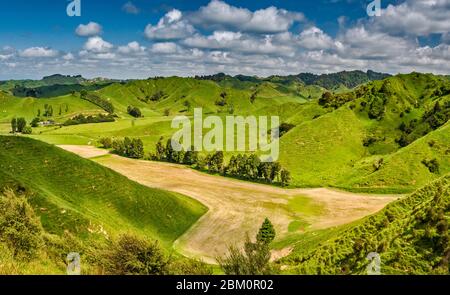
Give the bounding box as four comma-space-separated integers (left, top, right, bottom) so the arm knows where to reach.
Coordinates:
0, 136, 206, 246
1, 72, 449, 192
281, 173, 450, 274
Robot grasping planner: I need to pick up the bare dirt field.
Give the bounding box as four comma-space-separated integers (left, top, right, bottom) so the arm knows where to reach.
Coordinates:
59, 145, 400, 263
58, 145, 109, 158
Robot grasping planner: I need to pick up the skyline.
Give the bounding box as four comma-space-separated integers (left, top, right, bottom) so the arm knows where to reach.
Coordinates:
0, 0, 449, 79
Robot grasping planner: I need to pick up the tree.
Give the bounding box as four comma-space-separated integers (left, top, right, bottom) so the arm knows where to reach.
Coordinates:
218, 235, 273, 275
127, 106, 142, 118
99, 137, 113, 149
154, 137, 166, 160
280, 169, 291, 187
269, 162, 282, 183
37, 109, 41, 117
16, 118, 26, 133
11, 118, 17, 133
256, 218, 276, 245
0, 189, 44, 259
208, 151, 224, 173
183, 146, 198, 165
104, 234, 169, 275
22, 126, 32, 135
30, 117, 40, 127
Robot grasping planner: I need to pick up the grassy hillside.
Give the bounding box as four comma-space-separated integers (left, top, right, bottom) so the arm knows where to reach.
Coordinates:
281, 174, 450, 274
0, 136, 206, 246
0, 72, 449, 192
0, 92, 104, 123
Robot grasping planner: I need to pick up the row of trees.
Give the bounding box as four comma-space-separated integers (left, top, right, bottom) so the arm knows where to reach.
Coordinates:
100, 137, 145, 159
11, 118, 32, 134
63, 114, 115, 126
150, 137, 292, 186
80, 90, 114, 114
98, 136, 291, 186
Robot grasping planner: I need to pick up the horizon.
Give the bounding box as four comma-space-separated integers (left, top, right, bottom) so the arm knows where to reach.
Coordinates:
0, 0, 449, 80
3, 69, 446, 82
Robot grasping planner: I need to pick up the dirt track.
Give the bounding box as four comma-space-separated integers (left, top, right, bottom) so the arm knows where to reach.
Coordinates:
59, 145, 400, 263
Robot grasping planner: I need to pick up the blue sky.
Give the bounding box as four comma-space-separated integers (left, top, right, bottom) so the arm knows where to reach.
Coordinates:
0, 0, 449, 79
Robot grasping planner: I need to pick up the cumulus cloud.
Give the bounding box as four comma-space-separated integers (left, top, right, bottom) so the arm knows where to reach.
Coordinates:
63, 53, 75, 60
19, 47, 58, 58
297, 27, 340, 51
83, 37, 113, 53
151, 42, 180, 54
191, 0, 304, 33
118, 41, 145, 54
370, 0, 450, 36
3, 0, 450, 80
122, 1, 139, 14
75, 22, 102, 37
145, 9, 195, 40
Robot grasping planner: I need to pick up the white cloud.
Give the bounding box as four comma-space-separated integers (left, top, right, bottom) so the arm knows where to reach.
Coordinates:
243, 6, 304, 33
83, 37, 113, 53
63, 53, 75, 60
122, 1, 139, 14
151, 42, 180, 54
75, 22, 102, 37
3, 0, 450, 80
184, 31, 294, 56
370, 0, 450, 36
297, 27, 338, 50
191, 0, 304, 33
118, 41, 145, 54
145, 9, 195, 40
19, 47, 58, 58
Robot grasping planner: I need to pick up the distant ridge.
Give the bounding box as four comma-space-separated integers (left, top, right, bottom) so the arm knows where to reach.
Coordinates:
195, 70, 391, 90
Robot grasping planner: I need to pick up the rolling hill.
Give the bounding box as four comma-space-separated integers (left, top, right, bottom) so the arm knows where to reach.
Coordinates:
281, 173, 450, 274
0, 72, 449, 192
0, 135, 206, 246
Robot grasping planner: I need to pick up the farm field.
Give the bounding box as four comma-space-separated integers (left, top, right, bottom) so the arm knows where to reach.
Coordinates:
60, 145, 399, 263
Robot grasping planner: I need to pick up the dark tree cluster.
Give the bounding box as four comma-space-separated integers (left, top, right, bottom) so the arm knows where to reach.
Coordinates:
127, 106, 142, 118
227, 154, 291, 186
422, 158, 440, 174
150, 138, 292, 187
422, 101, 450, 130
397, 101, 449, 148
63, 114, 115, 126
10, 117, 31, 134
43, 104, 53, 117
318, 91, 356, 109
80, 90, 114, 114
278, 123, 296, 137
112, 137, 144, 159
215, 91, 228, 106
149, 90, 166, 102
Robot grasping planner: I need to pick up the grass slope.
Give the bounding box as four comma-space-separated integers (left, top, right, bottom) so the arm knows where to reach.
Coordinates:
282, 174, 450, 274
0, 136, 206, 246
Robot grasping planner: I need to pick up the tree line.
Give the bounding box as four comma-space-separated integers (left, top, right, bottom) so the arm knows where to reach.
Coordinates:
98, 136, 292, 186
150, 137, 292, 186
10, 118, 32, 134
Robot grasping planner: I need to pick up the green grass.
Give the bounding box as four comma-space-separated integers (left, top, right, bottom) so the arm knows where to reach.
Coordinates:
281, 174, 450, 274
0, 136, 207, 247
1, 72, 449, 193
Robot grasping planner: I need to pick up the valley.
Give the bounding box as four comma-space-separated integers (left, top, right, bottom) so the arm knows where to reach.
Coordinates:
59, 144, 399, 263
0, 71, 449, 274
